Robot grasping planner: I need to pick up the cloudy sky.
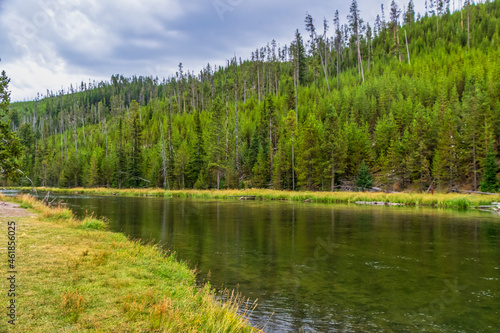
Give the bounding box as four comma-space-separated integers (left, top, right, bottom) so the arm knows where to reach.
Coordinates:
0, 0, 429, 101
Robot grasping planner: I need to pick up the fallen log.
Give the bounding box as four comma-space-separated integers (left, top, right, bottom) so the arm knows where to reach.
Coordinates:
238, 196, 256, 200
355, 201, 404, 206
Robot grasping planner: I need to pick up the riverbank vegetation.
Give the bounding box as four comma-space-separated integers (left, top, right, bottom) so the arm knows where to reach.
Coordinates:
0, 194, 258, 332
6, 1, 500, 193
12, 187, 500, 210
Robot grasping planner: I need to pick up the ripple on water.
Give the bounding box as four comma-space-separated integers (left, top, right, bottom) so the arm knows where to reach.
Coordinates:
471, 290, 495, 298
481, 277, 498, 281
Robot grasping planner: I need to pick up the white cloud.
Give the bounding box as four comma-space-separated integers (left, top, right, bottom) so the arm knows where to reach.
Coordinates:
3, 56, 108, 101
0, 0, 432, 102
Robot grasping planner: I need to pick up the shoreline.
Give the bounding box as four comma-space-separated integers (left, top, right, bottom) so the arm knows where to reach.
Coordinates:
0, 194, 258, 332
8, 187, 500, 210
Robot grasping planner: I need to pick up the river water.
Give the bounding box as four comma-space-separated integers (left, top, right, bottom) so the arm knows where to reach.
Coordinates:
28, 194, 500, 332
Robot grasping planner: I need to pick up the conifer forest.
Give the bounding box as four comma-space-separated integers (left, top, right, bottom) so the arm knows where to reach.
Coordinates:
6, 0, 500, 193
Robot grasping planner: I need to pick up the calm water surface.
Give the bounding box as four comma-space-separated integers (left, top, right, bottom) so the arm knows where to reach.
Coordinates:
38, 194, 500, 332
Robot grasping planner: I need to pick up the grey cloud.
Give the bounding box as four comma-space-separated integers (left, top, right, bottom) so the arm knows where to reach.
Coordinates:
2, 0, 429, 100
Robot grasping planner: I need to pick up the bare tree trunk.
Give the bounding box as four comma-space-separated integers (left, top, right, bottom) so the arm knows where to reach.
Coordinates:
270, 117, 273, 179
295, 49, 299, 130
274, 60, 278, 96
262, 56, 266, 97
74, 112, 78, 187
243, 76, 247, 103
467, 1, 470, 50
461, 3, 464, 30
217, 128, 220, 190
225, 63, 229, 162
337, 41, 340, 89
292, 132, 295, 191
234, 57, 239, 171
473, 133, 477, 191
105, 120, 108, 157
356, 32, 365, 82
331, 151, 335, 192
211, 74, 215, 99
160, 125, 168, 189
64, 115, 68, 162
405, 30, 411, 65
60, 115, 64, 161
318, 49, 330, 92
397, 31, 401, 62
257, 58, 261, 103
367, 39, 371, 71
81, 116, 85, 144
324, 35, 328, 78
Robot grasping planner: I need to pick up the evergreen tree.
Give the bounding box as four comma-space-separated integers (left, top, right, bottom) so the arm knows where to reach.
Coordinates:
128, 102, 143, 187
0, 70, 21, 183
207, 97, 225, 189
356, 160, 373, 191
404, 0, 416, 27
113, 118, 126, 188
479, 143, 499, 193
187, 110, 205, 187
322, 105, 347, 191
87, 153, 99, 187
252, 144, 269, 188
390, 0, 402, 62
333, 10, 342, 89
296, 113, 321, 190
291, 30, 306, 85
348, 0, 365, 82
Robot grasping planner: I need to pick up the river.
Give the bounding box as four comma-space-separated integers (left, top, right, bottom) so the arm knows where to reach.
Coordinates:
28, 193, 500, 332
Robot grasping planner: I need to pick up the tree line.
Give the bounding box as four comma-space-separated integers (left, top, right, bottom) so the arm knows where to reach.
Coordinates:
5, 0, 500, 192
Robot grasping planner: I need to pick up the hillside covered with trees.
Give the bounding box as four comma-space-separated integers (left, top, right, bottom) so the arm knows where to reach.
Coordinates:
6, 0, 500, 192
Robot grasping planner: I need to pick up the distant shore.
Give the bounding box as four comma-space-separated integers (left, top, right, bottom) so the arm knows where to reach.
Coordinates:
0, 194, 258, 332
9, 187, 500, 210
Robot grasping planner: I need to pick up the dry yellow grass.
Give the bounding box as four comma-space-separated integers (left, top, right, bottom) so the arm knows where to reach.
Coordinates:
12, 187, 500, 209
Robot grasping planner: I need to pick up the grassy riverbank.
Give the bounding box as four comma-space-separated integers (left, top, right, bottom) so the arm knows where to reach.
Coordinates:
0, 194, 258, 332
11, 187, 500, 210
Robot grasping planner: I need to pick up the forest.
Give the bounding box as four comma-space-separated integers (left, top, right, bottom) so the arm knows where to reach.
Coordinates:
5, 0, 500, 192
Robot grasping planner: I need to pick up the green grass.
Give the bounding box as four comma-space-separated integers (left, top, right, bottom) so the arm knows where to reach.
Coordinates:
0, 194, 259, 332
10, 186, 500, 210
77, 216, 109, 231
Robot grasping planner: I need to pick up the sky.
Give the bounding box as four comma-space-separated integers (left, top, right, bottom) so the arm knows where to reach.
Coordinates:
0, 0, 429, 102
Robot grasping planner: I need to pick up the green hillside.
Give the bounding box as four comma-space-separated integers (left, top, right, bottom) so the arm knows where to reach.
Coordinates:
7, 0, 500, 192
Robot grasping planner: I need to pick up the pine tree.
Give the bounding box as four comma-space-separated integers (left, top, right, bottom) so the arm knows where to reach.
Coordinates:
333, 10, 342, 89
390, 0, 402, 62
128, 103, 143, 187
356, 160, 373, 191
404, 0, 415, 27
174, 140, 190, 189
207, 97, 225, 189
87, 153, 99, 187
252, 144, 268, 188
322, 105, 347, 191
246, 130, 260, 175
304, 13, 330, 92
273, 112, 296, 190
296, 113, 321, 190
187, 110, 205, 187
113, 118, 126, 188
479, 143, 499, 193
0, 70, 21, 183
348, 0, 365, 82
